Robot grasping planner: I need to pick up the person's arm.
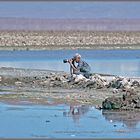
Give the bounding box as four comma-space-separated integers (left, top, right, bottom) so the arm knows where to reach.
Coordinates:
68, 59, 77, 71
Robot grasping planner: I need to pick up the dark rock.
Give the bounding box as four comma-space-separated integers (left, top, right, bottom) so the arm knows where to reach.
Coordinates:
102, 97, 122, 110
136, 102, 140, 108
132, 80, 140, 87
102, 93, 140, 110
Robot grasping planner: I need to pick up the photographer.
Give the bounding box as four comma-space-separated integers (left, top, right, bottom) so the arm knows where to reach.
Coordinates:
65, 53, 91, 78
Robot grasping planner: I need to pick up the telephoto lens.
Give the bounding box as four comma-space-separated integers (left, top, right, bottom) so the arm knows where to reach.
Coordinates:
63, 59, 68, 63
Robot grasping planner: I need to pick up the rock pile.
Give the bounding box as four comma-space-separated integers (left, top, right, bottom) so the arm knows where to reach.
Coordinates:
109, 76, 140, 92
35, 72, 69, 88
69, 74, 140, 90
68, 74, 109, 89
0, 73, 140, 91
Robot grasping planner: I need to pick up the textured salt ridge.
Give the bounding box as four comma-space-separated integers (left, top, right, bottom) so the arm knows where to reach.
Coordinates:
0, 31, 140, 49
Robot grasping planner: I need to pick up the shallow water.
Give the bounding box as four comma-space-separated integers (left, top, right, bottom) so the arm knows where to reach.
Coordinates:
0, 102, 140, 138
0, 50, 140, 77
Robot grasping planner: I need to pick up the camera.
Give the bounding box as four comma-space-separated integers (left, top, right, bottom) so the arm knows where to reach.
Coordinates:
63, 58, 74, 63
63, 59, 69, 63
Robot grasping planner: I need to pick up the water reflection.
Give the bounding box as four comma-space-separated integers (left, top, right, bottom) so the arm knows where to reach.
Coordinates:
102, 110, 140, 129
63, 105, 89, 123
64, 105, 140, 129
1, 102, 140, 138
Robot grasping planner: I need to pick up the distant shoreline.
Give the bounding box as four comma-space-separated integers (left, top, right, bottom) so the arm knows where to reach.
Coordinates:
1, 17, 140, 31
0, 30, 140, 50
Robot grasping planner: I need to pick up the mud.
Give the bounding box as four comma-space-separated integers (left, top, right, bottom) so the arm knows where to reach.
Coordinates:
0, 67, 140, 108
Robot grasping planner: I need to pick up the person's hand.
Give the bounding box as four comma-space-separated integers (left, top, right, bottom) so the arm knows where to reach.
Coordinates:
68, 59, 73, 64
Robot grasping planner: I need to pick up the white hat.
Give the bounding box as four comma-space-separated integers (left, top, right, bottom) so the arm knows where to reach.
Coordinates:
73, 53, 81, 59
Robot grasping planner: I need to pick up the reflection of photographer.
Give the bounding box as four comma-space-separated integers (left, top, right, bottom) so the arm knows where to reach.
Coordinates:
63, 53, 91, 78
63, 105, 89, 123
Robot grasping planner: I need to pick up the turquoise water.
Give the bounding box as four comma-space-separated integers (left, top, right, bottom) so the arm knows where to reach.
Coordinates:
0, 102, 140, 138
0, 50, 140, 77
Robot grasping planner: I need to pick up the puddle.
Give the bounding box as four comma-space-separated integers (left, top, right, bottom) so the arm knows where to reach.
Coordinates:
0, 103, 140, 138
